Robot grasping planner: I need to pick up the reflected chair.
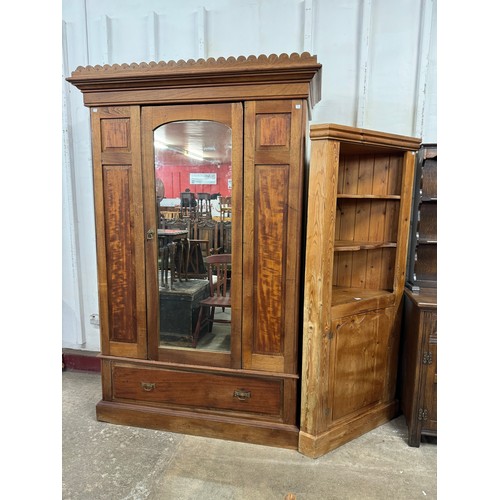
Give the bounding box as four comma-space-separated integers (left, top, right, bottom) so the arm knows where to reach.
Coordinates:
179, 191, 197, 219
221, 221, 232, 254
188, 219, 223, 278
159, 241, 178, 290
197, 193, 212, 219
192, 254, 231, 347
219, 196, 232, 222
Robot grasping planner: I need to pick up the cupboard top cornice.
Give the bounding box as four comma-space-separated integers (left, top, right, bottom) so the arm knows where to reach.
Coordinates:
310, 123, 421, 152
66, 52, 322, 108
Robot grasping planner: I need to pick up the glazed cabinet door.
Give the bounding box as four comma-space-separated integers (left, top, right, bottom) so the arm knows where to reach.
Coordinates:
142, 103, 243, 368
242, 100, 306, 374
90, 106, 147, 358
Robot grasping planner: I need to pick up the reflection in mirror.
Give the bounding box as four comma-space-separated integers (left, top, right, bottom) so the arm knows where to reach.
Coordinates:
153, 121, 232, 353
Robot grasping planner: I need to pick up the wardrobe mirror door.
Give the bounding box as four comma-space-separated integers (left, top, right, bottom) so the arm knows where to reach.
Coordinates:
153, 120, 233, 355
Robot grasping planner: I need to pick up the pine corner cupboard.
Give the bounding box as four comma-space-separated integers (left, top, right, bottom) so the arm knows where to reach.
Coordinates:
67, 53, 322, 451
299, 124, 420, 457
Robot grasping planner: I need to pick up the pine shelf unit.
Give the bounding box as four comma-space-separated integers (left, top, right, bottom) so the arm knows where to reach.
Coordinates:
299, 123, 420, 458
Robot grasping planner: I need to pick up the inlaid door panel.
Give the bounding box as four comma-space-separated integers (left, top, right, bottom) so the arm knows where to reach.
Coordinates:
243, 100, 306, 374
91, 106, 147, 358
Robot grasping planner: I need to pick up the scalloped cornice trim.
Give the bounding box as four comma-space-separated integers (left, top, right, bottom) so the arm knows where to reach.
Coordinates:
70, 52, 319, 76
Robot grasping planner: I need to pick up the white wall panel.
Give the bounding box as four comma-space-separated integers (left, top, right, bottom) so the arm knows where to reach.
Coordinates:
63, 0, 100, 350
311, 0, 362, 126
421, 0, 437, 141
62, 0, 437, 351
364, 0, 421, 135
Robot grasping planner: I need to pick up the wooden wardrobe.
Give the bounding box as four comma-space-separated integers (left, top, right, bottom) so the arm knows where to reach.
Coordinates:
67, 53, 322, 449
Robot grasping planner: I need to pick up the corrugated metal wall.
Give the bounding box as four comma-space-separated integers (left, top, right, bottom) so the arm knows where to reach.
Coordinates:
62, 0, 437, 350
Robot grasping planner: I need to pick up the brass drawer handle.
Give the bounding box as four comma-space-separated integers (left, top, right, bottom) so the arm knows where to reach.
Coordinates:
141, 382, 156, 392
233, 389, 251, 401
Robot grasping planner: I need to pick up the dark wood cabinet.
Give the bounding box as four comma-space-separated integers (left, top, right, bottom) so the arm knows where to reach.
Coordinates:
400, 288, 437, 446
67, 53, 322, 450
400, 143, 437, 446
406, 144, 437, 291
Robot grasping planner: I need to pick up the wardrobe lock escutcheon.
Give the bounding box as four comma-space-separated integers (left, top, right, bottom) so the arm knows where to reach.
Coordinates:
146, 228, 155, 240
233, 389, 251, 401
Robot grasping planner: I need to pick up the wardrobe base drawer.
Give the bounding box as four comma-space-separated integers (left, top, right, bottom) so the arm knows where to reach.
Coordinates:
111, 364, 285, 418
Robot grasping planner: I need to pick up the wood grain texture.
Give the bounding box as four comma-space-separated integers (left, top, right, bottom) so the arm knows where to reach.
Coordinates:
67, 52, 322, 109
400, 288, 437, 446
101, 118, 130, 151
300, 123, 419, 457
112, 365, 283, 417
72, 56, 321, 451
96, 399, 299, 449
242, 100, 305, 374
102, 165, 137, 343
300, 139, 339, 435
91, 106, 147, 359
253, 165, 288, 355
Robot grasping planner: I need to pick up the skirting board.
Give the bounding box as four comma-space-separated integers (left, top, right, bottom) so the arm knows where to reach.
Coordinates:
62, 349, 101, 372
96, 400, 299, 450
298, 400, 399, 458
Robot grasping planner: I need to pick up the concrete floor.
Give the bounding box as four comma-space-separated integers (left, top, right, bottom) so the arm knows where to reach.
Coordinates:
62, 370, 437, 500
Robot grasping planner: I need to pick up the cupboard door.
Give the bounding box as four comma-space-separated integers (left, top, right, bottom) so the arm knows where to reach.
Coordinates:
420, 311, 437, 433
328, 309, 392, 423
142, 103, 243, 368
242, 100, 306, 374
91, 106, 147, 358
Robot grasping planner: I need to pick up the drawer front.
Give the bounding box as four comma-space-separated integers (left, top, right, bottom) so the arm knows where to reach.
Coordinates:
112, 365, 283, 417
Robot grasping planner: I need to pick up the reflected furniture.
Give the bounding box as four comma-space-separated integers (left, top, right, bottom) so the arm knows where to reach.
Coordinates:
180, 191, 197, 219
159, 218, 191, 282
68, 53, 322, 451
299, 124, 420, 457
157, 229, 189, 289
159, 279, 210, 347
193, 253, 231, 347
219, 196, 232, 222
197, 193, 212, 219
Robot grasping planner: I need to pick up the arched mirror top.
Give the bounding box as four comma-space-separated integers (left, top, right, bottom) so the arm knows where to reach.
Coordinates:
154, 120, 232, 168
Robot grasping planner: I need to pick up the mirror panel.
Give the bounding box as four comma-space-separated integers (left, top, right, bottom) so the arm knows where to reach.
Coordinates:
153, 120, 233, 354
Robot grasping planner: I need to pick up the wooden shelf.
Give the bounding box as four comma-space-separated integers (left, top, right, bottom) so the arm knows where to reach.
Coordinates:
331, 287, 394, 316
334, 240, 397, 251
337, 194, 401, 200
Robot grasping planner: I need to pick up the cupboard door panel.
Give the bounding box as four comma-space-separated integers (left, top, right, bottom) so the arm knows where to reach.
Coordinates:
421, 311, 437, 433
91, 106, 147, 358
329, 309, 392, 421
102, 165, 137, 343
253, 165, 288, 355
243, 100, 305, 374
